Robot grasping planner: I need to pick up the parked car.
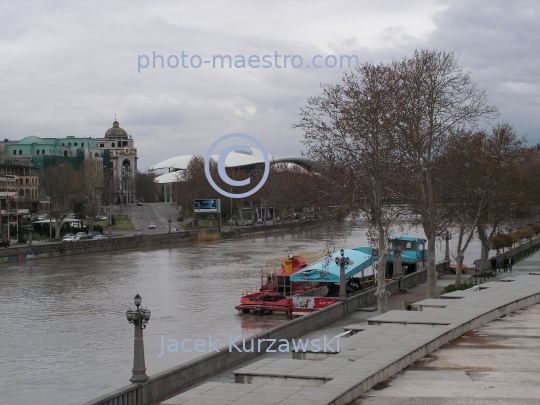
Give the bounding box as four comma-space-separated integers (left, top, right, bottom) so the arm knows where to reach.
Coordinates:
92, 235, 109, 240
171, 227, 180, 232
177, 216, 183, 221
37, 214, 48, 220
0, 238, 10, 248
135, 232, 147, 236
245, 220, 253, 226
88, 231, 101, 238
62, 233, 75, 240
62, 235, 78, 242
137, 201, 143, 206
148, 223, 156, 229
95, 215, 108, 221
256, 218, 263, 224
75, 232, 89, 240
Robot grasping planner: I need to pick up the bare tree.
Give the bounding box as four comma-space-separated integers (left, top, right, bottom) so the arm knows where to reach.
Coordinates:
391, 50, 499, 298
474, 124, 526, 272
296, 62, 401, 313
79, 160, 103, 232
41, 165, 78, 239
437, 131, 489, 285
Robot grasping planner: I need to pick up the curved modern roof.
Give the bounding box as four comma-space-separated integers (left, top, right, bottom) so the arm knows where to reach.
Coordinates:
150, 148, 314, 184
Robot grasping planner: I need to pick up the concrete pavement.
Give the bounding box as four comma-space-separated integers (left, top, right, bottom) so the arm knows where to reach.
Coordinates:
161, 252, 540, 405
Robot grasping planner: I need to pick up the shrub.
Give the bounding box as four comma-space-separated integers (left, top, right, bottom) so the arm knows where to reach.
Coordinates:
196, 231, 220, 242
93, 224, 104, 233
491, 233, 512, 251
531, 225, 540, 235
441, 282, 476, 294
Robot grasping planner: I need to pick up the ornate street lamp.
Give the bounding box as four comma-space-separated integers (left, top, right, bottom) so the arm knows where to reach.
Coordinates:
334, 249, 350, 300
126, 293, 151, 383
444, 231, 452, 262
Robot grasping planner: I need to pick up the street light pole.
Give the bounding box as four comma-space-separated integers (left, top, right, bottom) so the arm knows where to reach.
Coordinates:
444, 231, 451, 262
125, 293, 151, 383
335, 249, 350, 301
168, 217, 171, 233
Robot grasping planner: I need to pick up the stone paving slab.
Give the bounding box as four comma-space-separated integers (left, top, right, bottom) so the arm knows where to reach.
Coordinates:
356, 304, 540, 404
163, 274, 540, 405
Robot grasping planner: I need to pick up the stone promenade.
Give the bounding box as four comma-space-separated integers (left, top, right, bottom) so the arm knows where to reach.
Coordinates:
162, 255, 540, 405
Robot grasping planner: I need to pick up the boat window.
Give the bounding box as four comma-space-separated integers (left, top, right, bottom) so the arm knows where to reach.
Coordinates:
394, 240, 416, 250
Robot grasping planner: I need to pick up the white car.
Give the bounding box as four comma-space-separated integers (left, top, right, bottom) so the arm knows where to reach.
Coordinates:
171, 227, 180, 232
148, 223, 156, 229
62, 235, 77, 242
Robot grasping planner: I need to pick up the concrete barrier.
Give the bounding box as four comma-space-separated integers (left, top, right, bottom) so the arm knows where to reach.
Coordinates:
81, 263, 445, 405
0, 231, 202, 261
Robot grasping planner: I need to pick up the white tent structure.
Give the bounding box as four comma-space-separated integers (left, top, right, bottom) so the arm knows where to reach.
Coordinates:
150, 148, 313, 184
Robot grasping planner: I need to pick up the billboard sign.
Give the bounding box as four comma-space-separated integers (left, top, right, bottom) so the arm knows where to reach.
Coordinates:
194, 199, 220, 213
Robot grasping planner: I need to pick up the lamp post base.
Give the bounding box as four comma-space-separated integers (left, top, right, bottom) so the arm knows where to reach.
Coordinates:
130, 368, 149, 383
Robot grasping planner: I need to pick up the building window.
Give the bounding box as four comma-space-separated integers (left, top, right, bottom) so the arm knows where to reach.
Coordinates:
12, 150, 16, 155
99, 143, 104, 148
19, 189, 23, 197
74, 143, 77, 146
112, 142, 115, 147
82, 143, 84, 147
25, 178, 29, 185
19, 150, 22, 155
95, 152, 99, 157
42, 150, 45, 155
37, 150, 40, 155
25, 189, 29, 198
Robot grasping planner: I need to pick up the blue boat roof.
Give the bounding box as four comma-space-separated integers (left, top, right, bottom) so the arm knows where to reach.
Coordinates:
290, 249, 373, 283
392, 236, 426, 243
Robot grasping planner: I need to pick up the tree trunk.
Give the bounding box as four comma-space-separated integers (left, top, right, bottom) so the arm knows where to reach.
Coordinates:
376, 224, 388, 314
455, 253, 464, 286
425, 233, 437, 298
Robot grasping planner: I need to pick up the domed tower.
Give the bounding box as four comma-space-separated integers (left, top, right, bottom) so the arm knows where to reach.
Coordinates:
97, 120, 138, 204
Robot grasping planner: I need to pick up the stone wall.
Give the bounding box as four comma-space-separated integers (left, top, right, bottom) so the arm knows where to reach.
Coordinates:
0, 232, 198, 261
82, 263, 444, 405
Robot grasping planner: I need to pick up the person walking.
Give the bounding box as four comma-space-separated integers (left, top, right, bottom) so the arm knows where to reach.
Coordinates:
503, 256, 509, 272
509, 256, 513, 273
490, 256, 497, 272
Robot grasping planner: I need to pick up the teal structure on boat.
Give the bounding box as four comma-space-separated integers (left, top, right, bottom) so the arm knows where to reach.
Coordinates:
290, 249, 373, 283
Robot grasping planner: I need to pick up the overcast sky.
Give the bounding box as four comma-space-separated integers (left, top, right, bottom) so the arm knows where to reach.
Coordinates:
0, 0, 538, 170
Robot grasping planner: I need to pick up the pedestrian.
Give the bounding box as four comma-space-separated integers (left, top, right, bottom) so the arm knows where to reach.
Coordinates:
509, 256, 513, 273
503, 255, 509, 272
473, 259, 481, 273
490, 256, 497, 272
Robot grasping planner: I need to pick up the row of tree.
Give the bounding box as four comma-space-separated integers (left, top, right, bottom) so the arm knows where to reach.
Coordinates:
170, 50, 537, 313
41, 160, 104, 238
295, 49, 537, 312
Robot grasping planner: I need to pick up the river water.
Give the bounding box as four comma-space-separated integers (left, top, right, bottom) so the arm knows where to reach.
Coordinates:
0, 224, 484, 405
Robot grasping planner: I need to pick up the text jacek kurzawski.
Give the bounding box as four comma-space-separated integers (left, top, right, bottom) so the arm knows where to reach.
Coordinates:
158, 335, 340, 357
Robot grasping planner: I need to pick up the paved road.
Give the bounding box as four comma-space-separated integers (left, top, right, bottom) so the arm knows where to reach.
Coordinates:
129, 202, 181, 234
